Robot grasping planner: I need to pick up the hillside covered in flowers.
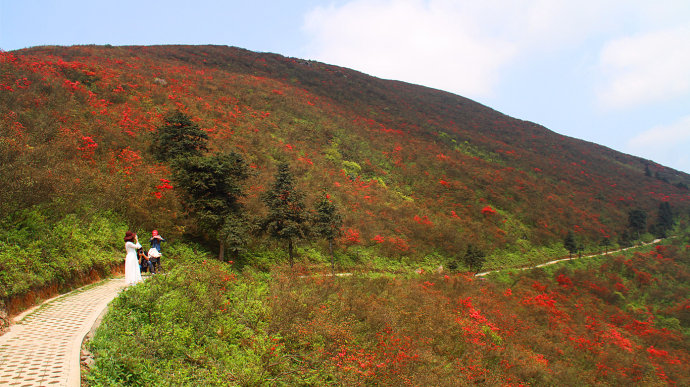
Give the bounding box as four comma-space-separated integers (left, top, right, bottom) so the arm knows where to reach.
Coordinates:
85, 238, 690, 385
2, 44, 689, 261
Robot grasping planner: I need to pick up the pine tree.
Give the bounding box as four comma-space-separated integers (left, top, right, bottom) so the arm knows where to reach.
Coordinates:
173, 151, 250, 260
564, 231, 577, 258
463, 244, 486, 274
313, 191, 343, 275
151, 111, 208, 162
601, 236, 611, 255
220, 214, 250, 261
261, 163, 310, 267
655, 201, 673, 238
628, 209, 648, 241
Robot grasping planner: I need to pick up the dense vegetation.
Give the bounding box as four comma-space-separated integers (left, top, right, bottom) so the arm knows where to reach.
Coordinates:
85, 237, 690, 385
0, 206, 126, 317
2, 43, 690, 385
2, 44, 690, 271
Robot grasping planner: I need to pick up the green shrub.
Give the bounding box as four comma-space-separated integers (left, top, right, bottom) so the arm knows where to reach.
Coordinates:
85, 261, 277, 386
0, 207, 126, 301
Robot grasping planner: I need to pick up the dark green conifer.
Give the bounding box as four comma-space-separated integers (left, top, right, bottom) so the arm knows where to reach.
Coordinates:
628, 209, 648, 240
151, 111, 208, 162
601, 236, 611, 255
463, 244, 486, 274
173, 151, 250, 260
261, 163, 310, 267
655, 201, 673, 238
564, 231, 577, 258
313, 191, 343, 275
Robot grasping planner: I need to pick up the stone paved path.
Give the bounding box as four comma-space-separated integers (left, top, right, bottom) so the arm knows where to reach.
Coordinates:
0, 278, 127, 386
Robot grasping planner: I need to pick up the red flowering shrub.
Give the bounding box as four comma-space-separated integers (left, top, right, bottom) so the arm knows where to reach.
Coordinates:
556, 274, 573, 288
78, 136, 98, 161
614, 282, 628, 293
342, 228, 361, 245
482, 206, 497, 215
532, 281, 547, 292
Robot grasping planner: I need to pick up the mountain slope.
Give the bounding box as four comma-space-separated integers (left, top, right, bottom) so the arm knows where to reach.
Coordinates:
2, 44, 688, 260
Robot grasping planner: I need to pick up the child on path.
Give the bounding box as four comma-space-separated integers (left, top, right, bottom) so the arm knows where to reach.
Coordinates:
138, 248, 155, 274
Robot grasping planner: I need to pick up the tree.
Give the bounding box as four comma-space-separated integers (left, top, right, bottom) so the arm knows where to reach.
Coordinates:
577, 242, 585, 259
261, 163, 310, 267
601, 236, 611, 255
463, 244, 486, 274
151, 111, 208, 162
313, 191, 343, 275
628, 209, 648, 240
654, 201, 673, 238
220, 213, 250, 262
619, 230, 632, 247
173, 151, 250, 260
564, 231, 577, 258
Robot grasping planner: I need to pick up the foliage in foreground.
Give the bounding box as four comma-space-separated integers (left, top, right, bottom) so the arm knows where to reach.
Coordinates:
86, 240, 690, 386
86, 260, 277, 386
0, 206, 126, 301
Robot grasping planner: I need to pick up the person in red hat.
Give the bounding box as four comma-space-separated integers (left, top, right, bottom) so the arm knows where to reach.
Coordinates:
149, 230, 166, 273
124, 231, 143, 285
150, 230, 166, 252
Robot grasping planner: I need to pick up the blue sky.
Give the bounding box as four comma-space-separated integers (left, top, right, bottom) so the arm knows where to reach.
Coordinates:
2, 0, 689, 173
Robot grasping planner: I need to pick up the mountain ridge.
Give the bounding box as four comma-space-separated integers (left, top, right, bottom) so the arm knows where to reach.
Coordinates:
2, 44, 688, 259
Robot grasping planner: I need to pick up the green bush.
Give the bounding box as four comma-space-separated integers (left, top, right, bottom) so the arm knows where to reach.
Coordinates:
0, 206, 126, 300
85, 261, 278, 386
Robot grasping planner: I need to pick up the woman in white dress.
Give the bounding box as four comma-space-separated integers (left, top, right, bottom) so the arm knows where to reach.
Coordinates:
124, 231, 143, 285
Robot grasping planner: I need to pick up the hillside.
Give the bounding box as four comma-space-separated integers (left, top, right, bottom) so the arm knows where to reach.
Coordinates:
2, 44, 689, 260
85, 239, 690, 385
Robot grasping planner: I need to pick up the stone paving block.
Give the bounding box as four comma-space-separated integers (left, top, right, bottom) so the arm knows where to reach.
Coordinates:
0, 278, 127, 387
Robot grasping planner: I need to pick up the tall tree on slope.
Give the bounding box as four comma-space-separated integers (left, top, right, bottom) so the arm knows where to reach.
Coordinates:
173, 152, 250, 261
261, 163, 310, 267
151, 111, 208, 163
313, 191, 343, 275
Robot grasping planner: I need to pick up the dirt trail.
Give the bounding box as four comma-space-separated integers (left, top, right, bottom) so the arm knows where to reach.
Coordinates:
475, 239, 662, 277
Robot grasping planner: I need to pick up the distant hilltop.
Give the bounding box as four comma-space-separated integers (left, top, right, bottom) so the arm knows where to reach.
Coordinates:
3, 44, 689, 258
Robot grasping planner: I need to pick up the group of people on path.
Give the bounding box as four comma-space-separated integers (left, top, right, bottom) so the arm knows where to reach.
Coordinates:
123, 230, 166, 286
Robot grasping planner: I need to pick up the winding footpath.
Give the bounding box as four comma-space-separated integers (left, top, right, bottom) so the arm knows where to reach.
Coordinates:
0, 278, 127, 386
475, 238, 663, 277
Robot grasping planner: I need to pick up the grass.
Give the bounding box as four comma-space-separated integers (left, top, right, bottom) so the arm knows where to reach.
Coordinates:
84, 234, 690, 386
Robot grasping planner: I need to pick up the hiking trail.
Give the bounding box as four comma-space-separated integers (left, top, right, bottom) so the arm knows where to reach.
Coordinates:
0, 278, 126, 386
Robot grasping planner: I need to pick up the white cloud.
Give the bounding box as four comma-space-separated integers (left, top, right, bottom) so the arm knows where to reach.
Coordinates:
300, 0, 650, 99
597, 24, 690, 109
627, 115, 690, 172
302, 0, 690, 115
628, 115, 690, 149
299, 0, 690, 173
302, 0, 518, 98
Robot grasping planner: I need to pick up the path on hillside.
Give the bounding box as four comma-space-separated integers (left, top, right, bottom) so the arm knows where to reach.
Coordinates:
0, 278, 127, 386
475, 239, 662, 277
